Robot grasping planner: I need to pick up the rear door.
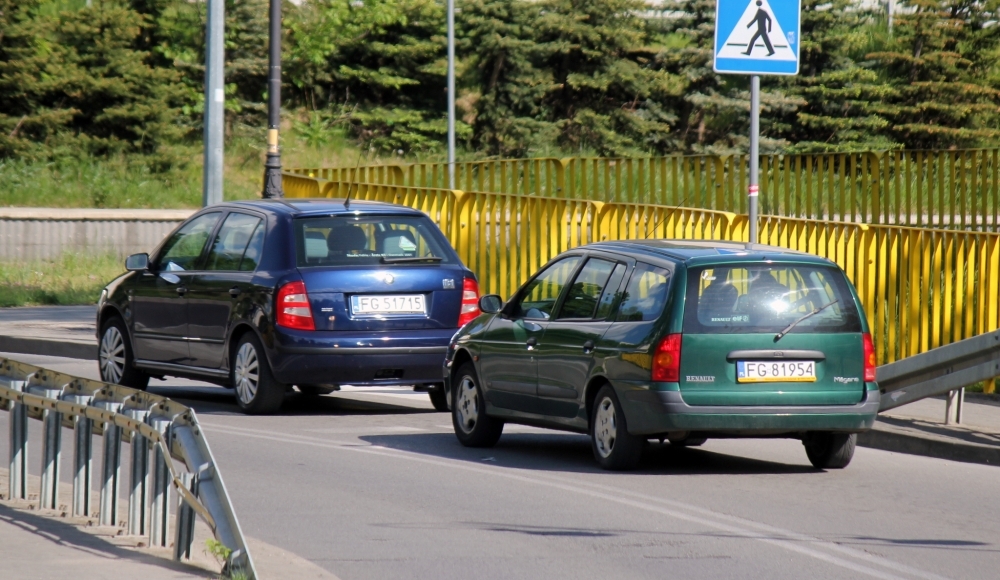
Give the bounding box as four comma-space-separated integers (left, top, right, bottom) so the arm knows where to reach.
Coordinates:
291, 215, 466, 331
679, 263, 866, 406
534, 257, 627, 418
187, 212, 265, 368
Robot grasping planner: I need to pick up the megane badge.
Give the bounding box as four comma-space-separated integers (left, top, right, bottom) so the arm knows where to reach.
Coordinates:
383, 274, 394, 284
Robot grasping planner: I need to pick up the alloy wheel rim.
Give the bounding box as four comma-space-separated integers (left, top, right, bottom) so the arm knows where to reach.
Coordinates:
99, 326, 126, 384
594, 397, 617, 458
456, 376, 479, 433
234, 343, 260, 405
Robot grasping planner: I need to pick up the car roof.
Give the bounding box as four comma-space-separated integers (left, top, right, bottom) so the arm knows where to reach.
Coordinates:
221, 198, 427, 218
583, 239, 835, 268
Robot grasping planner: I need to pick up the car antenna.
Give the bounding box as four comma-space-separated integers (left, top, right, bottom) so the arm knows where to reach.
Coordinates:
642, 186, 704, 240
343, 143, 368, 210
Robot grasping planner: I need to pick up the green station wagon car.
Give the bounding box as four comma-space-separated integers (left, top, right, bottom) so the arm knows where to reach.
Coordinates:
443, 240, 879, 470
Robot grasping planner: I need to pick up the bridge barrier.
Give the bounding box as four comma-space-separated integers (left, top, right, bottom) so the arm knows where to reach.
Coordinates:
282, 173, 1000, 378
292, 149, 1000, 230
0, 358, 256, 579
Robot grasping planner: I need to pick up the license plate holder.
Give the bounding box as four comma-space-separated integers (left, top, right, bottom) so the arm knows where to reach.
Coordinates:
736, 360, 816, 383
351, 294, 426, 315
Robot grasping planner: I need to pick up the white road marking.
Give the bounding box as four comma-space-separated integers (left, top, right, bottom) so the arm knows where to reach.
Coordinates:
304, 426, 426, 435
200, 421, 949, 580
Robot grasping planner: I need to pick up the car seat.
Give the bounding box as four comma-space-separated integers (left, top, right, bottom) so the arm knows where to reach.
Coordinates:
327, 225, 369, 255
699, 281, 738, 321
377, 229, 418, 256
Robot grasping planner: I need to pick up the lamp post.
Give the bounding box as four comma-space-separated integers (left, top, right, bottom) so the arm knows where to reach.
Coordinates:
202, 0, 224, 206
447, 0, 456, 190
262, 0, 284, 198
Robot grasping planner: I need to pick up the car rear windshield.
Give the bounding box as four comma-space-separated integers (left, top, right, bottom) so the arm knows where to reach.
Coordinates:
683, 264, 862, 334
294, 215, 455, 267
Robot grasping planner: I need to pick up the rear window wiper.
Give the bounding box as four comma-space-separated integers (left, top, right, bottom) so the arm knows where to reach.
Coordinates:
379, 256, 443, 264
774, 299, 839, 342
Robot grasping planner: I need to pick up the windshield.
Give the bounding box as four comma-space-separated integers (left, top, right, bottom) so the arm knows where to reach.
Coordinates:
294, 215, 455, 267
683, 264, 861, 334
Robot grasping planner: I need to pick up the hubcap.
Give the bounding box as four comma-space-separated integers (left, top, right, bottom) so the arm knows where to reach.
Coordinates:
594, 396, 617, 458
99, 326, 126, 384
234, 343, 260, 405
455, 376, 479, 434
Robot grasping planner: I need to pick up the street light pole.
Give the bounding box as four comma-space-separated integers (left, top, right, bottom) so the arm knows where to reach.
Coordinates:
446, 0, 456, 190
202, 0, 224, 207
748, 75, 760, 247
262, 0, 284, 198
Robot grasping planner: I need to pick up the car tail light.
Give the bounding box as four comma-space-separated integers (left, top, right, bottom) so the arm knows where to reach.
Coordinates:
457, 277, 481, 327
863, 332, 876, 382
652, 333, 682, 382
276, 280, 315, 330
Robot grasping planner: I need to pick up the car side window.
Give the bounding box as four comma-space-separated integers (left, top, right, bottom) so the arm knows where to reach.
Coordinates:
204, 213, 263, 271
157, 212, 221, 272
556, 258, 618, 320
594, 263, 628, 320
239, 222, 266, 271
513, 256, 582, 320
616, 263, 671, 322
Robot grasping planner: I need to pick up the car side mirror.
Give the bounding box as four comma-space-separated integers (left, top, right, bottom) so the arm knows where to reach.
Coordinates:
479, 294, 503, 314
125, 253, 149, 272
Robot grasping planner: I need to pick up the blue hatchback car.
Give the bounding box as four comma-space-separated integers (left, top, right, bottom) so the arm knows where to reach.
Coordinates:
96, 199, 480, 414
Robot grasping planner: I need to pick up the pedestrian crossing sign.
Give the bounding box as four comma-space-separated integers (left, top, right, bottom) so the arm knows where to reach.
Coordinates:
714, 0, 801, 75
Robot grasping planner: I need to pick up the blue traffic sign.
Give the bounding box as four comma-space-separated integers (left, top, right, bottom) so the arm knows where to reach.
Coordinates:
714, 0, 801, 75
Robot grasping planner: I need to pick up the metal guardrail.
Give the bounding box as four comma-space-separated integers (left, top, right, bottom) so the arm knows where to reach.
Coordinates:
0, 358, 257, 579
877, 330, 1000, 416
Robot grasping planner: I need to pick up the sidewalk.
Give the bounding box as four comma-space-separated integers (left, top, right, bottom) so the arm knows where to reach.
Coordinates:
1, 305, 999, 467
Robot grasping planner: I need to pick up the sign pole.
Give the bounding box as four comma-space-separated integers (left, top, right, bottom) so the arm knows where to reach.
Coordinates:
748, 75, 760, 246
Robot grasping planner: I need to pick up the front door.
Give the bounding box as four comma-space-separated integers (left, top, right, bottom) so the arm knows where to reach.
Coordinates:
478, 256, 583, 413
131, 212, 221, 364
187, 212, 265, 368
535, 258, 628, 419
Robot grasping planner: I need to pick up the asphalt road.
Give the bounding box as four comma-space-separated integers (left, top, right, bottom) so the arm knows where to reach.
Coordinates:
2, 352, 999, 580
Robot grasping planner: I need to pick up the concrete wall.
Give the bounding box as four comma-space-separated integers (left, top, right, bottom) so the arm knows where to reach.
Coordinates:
0, 208, 196, 261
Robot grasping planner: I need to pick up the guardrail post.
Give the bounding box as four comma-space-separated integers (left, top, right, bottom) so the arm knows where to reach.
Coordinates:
126, 408, 150, 536
173, 472, 198, 561
945, 388, 965, 424
96, 401, 123, 525
66, 394, 94, 518
3, 375, 29, 501
149, 415, 173, 548
31, 386, 64, 510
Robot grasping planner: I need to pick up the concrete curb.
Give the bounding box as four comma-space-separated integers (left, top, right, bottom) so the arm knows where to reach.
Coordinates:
858, 424, 1000, 467
0, 335, 95, 361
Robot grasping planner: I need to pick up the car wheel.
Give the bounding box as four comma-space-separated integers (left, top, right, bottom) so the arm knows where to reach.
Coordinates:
591, 385, 642, 471
232, 333, 284, 415
452, 363, 503, 447
428, 383, 449, 412
98, 316, 149, 390
803, 432, 856, 469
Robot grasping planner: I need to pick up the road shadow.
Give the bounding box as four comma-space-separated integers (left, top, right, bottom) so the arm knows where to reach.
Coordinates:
0, 503, 212, 577
150, 385, 435, 418
360, 431, 817, 476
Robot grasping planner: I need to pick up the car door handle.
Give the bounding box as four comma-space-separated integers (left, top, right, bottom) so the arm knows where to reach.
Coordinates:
583, 340, 595, 353
176, 286, 187, 296
526, 337, 537, 351
229, 287, 242, 298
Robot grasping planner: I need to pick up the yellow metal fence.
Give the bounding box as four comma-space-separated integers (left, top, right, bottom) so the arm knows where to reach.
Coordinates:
283, 174, 1000, 367
291, 149, 1000, 231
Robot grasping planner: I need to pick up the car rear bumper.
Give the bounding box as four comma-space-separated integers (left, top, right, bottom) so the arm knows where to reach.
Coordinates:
269, 328, 453, 386
617, 382, 880, 436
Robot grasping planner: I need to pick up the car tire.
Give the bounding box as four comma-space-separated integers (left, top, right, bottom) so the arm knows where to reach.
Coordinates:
803, 432, 856, 469
452, 363, 503, 447
428, 384, 449, 412
591, 385, 643, 471
232, 333, 285, 415
98, 316, 149, 390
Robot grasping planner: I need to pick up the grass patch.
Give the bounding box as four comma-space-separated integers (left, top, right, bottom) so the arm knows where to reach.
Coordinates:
0, 253, 125, 307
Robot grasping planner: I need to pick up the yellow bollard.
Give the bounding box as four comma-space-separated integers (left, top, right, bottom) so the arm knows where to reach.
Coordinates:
984, 378, 996, 395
